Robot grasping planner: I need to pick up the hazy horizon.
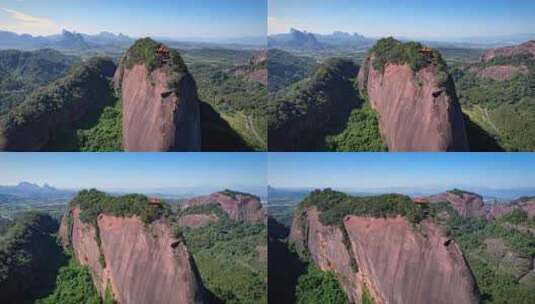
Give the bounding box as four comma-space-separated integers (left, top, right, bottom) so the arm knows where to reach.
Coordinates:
0, 153, 267, 195
268, 153, 535, 194
0, 0, 266, 39
269, 0, 535, 39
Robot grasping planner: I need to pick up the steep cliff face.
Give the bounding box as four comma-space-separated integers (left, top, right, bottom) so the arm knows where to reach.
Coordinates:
289, 207, 480, 304
481, 40, 535, 62
0, 58, 116, 151
182, 190, 265, 223
62, 207, 206, 304
289, 208, 360, 301
428, 190, 486, 218
357, 40, 468, 151
113, 38, 201, 151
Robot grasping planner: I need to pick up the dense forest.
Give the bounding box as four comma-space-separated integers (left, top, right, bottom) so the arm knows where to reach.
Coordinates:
0, 49, 76, 116
0, 56, 120, 151
268, 57, 384, 151
185, 49, 267, 151
267, 49, 317, 92
452, 53, 535, 151
181, 203, 267, 304
0, 212, 100, 304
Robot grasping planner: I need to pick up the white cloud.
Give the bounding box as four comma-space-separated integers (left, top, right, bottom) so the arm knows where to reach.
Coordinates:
268, 16, 291, 35
0, 8, 61, 35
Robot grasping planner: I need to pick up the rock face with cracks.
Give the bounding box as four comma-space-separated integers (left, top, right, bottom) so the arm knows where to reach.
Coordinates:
289, 207, 480, 304
357, 53, 468, 151
113, 39, 201, 151
60, 207, 207, 304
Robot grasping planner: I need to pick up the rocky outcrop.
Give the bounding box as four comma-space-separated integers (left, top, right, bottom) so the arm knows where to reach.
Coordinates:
231, 51, 267, 85
61, 207, 206, 304
178, 213, 219, 229
488, 197, 535, 219
481, 41, 535, 62
182, 190, 265, 223
357, 49, 468, 151
289, 207, 480, 304
290, 208, 360, 301
470, 64, 529, 81
428, 190, 486, 218
114, 38, 201, 151
0, 58, 116, 151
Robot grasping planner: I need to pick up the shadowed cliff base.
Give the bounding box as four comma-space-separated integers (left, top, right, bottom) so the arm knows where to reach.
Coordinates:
463, 114, 505, 152
199, 101, 254, 151
268, 217, 306, 304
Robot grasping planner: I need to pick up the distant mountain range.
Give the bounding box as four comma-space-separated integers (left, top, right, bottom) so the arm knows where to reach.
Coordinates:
0, 182, 74, 200
0, 30, 265, 52
0, 29, 134, 51
268, 28, 535, 51
268, 28, 375, 50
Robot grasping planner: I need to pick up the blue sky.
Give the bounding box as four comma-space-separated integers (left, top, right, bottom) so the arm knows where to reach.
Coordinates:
0, 153, 266, 192
269, 0, 535, 38
268, 153, 535, 190
0, 0, 266, 38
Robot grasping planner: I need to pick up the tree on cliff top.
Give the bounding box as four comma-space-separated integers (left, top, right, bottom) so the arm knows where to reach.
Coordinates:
370, 37, 447, 75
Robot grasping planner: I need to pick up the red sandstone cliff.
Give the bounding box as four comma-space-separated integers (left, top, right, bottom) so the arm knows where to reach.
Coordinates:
113, 39, 201, 151
488, 197, 535, 220
182, 191, 265, 223
481, 41, 535, 62
357, 55, 468, 151
60, 207, 206, 304
289, 207, 480, 304
428, 191, 486, 218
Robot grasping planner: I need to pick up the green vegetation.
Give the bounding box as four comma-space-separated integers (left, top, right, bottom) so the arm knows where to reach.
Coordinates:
185, 48, 267, 151
448, 188, 478, 197
0, 212, 69, 303
178, 203, 225, 218
0, 57, 119, 151
182, 205, 267, 304
453, 54, 535, 151
295, 264, 349, 304
361, 284, 375, 304
124, 38, 186, 73
76, 99, 122, 151
501, 209, 535, 229
70, 189, 170, 226
302, 189, 422, 226
370, 37, 447, 76
0, 49, 76, 116
35, 259, 101, 304
325, 102, 386, 151
221, 189, 260, 201
268, 58, 366, 151
267, 49, 317, 91
430, 202, 535, 303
